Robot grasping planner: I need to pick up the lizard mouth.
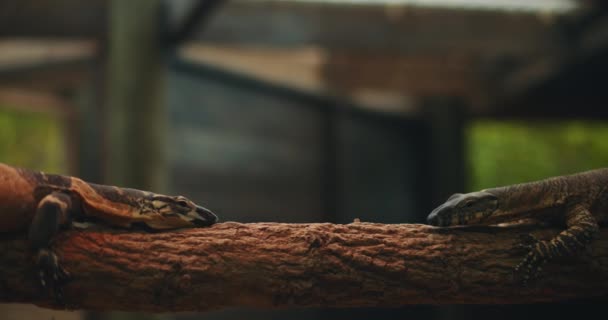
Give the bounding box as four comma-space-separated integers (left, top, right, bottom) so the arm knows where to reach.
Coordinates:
427, 204, 452, 226
427, 191, 498, 226
191, 205, 218, 226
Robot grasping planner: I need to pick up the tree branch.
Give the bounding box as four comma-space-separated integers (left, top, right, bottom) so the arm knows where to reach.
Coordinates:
1, 222, 607, 311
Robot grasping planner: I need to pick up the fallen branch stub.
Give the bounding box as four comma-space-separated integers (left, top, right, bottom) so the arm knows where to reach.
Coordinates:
0, 222, 607, 311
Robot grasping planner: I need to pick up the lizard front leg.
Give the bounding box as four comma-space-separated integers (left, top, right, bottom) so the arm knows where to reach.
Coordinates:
515, 203, 599, 284
28, 192, 74, 304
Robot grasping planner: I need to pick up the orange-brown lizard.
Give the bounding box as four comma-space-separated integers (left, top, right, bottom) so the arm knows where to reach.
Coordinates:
0, 162, 217, 302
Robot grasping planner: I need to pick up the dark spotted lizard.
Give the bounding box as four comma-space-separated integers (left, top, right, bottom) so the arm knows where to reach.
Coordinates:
0, 162, 218, 302
427, 168, 607, 283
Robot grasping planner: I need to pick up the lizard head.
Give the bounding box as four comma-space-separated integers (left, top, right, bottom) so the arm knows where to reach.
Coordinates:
144, 194, 218, 229
427, 191, 498, 227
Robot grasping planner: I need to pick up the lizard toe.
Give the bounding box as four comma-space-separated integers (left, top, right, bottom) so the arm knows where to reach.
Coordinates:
36, 248, 71, 306
513, 242, 547, 285
513, 233, 540, 253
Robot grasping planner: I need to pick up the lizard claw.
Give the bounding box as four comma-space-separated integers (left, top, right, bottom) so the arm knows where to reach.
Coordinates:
36, 248, 70, 306
513, 240, 547, 285
513, 233, 539, 253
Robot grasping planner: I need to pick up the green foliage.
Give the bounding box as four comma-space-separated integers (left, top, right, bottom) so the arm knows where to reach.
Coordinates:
467, 120, 608, 191
0, 107, 66, 173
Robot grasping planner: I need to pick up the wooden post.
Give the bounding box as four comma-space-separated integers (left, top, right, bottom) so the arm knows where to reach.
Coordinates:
105, 0, 167, 191
422, 97, 467, 209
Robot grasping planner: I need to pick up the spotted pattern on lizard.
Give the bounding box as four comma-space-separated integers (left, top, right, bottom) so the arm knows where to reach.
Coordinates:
427, 168, 607, 283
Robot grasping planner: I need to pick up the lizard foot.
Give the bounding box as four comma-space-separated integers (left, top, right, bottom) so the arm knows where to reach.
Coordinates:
513, 233, 539, 253
513, 239, 548, 286
36, 248, 71, 306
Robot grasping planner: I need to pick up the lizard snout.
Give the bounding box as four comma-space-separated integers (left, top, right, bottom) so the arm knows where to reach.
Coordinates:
192, 205, 219, 226
427, 204, 451, 227
427, 210, 439, 226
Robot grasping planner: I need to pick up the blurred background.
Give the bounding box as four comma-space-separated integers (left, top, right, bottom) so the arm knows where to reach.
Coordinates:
1, 0, 607, 319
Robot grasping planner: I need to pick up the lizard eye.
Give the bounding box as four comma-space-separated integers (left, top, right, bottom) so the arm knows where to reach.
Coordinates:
174, 195, 188, 204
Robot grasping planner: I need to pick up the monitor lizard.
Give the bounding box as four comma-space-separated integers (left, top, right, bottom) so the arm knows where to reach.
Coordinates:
0, 162, 218, 302
426, 168, 607, 284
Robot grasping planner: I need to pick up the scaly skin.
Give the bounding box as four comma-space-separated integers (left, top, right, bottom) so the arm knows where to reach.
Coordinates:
427, 169, 608, 284
0, 163, 218, 304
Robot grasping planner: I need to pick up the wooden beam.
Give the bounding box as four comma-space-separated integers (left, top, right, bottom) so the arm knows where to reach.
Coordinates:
0, 62, 92, 93
181, 45, 477, 98
197, 1, 554, 55
0, 0, 553, 56
0, 0, 555, 58
0, 87, 72, 117
0, 40, 97, 92
0, 0, 106, 38
480, 11, 608, 119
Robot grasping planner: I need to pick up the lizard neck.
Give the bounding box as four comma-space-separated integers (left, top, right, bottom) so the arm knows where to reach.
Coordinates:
482, 176, 568, 223
482, 169, 608, 224
71, 179, 151, 226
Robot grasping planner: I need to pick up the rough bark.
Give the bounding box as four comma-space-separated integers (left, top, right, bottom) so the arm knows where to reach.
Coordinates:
0, 222, 607, 312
